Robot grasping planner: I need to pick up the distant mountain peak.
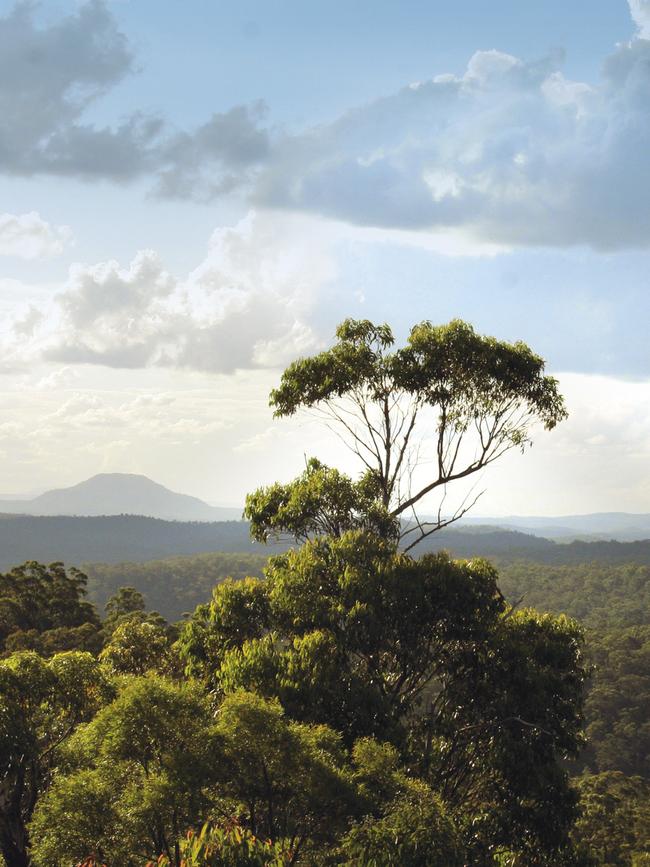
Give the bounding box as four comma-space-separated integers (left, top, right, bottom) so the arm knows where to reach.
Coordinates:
0, 473, 242, 522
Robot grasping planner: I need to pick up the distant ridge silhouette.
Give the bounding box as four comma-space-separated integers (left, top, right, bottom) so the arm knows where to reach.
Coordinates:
0, 473, 241, 521
458, 512, 650, 542
0, 514, 649, 575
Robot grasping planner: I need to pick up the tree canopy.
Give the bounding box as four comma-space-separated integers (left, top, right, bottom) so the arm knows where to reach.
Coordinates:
246, 318, 566, 549
178, 531, 588, 862
0, 650, 111, 866
0, 561, 102, 657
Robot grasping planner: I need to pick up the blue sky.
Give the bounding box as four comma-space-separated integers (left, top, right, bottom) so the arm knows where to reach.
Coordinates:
36, 0, 634, 126
0, 0, 649, 514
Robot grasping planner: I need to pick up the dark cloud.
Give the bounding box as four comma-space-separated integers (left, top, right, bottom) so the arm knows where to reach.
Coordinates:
0, 2, 268, 188
0, 0, 146, 177
155, 103, 270, 200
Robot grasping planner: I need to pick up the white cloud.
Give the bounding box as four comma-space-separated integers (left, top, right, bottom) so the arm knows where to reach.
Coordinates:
4, 3, 650, 252
629, 0, 650, 37
35, 367, 79, 391
253, 38, 650, 248
0, 212, 72, 258
1, 211, 332, 374
476, 372, 650, 514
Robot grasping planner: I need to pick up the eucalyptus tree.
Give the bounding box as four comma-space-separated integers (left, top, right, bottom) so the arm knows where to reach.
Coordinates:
245, 318, 566, 549
177, 532, 589, 863
0, 650, 111, 867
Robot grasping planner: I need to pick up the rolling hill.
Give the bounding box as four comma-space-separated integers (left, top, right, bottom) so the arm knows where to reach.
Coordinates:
460, 512, 650, 541
1, 513, 650, 575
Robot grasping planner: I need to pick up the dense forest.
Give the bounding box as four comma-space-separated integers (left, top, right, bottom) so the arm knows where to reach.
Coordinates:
4, 513, 650, 576
1, 320, 649, 866
3, 549, 650, 865
85, 552, 270, 621
81, 547, 650, 623
83, 557, 650, 798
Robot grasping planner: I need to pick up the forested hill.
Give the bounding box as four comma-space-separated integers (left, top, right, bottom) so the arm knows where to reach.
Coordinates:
85, 551, 270, 620
422, 533, 650, 564
1, 513, 650, 573
0, 515, 282, 570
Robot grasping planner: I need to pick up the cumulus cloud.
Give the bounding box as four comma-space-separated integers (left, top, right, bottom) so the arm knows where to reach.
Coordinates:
1, 212, 330, 373
253, 38, 650, 248
0, 212, 72, 258
45, 250, 176, 367
7, 2, 650, 249
0, 2, 267, 187
35, 367, 79, 390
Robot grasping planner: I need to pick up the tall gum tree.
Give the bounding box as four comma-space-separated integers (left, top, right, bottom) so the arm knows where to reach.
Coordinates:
245, 318, 567, 550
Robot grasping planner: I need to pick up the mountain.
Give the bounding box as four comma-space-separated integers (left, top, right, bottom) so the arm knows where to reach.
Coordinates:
0, 473, 241, 522
459, 512, 650, 542
2, 474, 647, 541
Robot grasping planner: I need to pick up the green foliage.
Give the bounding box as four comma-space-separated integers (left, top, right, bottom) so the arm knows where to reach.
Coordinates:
251, 318, 566, 548
441, 608, 587, 859
497, 562, 650, 631
214, 691, 354, 855
104, 586, 147, 632
30, 686, 360, 865
0, 650, 112, 866
3, 620, 103, 656
100, 618, 178, 676
572, 772, 650, 866
0, 560, 101, 656
245, 457, 397, 544
179, 532, 587, 861
270, 319, 564, 429
497, 562, 650, 782
339, 781, 463, 866
85, 551, 271, 622
158, 822, 292, 866
179, 576, 271, 680
28, 768, 126, 866
494, 559, 650, 863
585, 625, 650, 779
29, 675, 222, 866
179, 533, 506, 742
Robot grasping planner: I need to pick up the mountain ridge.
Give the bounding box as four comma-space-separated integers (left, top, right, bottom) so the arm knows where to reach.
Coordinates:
1, 473, 648, 541
0, 513, 649, 574
458, 511, 650, 541
0, 473, 241, 522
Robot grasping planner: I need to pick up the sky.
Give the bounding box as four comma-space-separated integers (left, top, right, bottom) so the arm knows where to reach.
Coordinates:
0, 0, 649, 516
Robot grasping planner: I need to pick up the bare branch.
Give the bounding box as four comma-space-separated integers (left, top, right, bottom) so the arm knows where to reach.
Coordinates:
402, 490, 484, 552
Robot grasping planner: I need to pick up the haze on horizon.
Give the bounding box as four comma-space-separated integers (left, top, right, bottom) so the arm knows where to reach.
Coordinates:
0, 0, 649, 518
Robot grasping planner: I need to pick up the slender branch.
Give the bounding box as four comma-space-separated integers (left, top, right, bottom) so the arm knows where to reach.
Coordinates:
402, 491, 484, 552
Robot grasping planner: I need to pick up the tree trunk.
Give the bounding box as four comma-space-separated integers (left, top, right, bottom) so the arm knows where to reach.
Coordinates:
0, 822, 30, 867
